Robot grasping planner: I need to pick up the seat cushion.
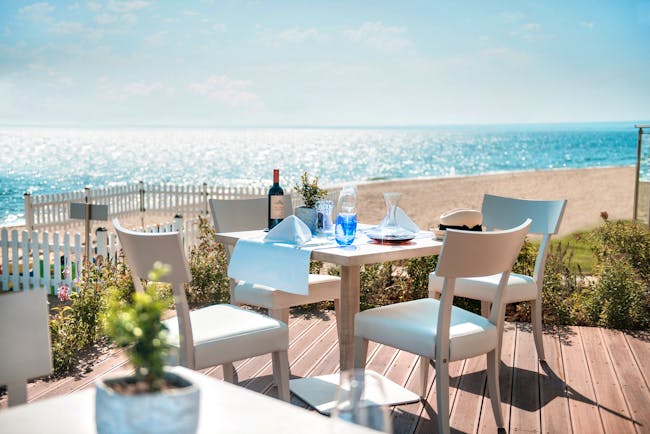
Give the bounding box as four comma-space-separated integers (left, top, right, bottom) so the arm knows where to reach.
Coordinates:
234, 274, 341, 310
164, 304, 288, 370
355, 298, 497, 361
429, 272, 537, 304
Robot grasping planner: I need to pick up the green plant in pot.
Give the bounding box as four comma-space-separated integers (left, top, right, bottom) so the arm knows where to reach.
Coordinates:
95, 262, 200, 434
294, 171, 328, 233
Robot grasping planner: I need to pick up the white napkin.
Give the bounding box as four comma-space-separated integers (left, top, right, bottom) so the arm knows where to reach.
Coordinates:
264, 215, 312, 245
379, 207, 420, 232
228, 215, 312, 296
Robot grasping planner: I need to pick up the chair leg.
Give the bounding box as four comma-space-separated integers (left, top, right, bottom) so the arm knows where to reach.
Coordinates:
272, 350, 291, 402
333, 298, 342, 343
418, 356, 430, 398
531, 299, 545, 361
7, 381, 27, 407
486, 349, 504, 429
481, 300, 491, 317
354, 336, 369, 370
222, 362, 235, 383
435, 357, 450, 434
269, 308, 290, 325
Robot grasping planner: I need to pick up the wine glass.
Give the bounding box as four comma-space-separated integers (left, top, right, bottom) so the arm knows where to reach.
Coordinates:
330, 370, 392, 433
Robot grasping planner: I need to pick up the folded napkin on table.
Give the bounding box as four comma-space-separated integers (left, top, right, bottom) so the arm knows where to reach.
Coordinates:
379, 207, 420, 232
227, 216, 312, 295
439, 208, 483, 231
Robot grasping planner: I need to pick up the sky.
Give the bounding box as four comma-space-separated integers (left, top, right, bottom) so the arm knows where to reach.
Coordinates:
1, 0, 649, 127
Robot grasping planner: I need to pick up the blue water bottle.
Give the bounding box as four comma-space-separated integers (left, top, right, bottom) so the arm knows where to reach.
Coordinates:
335, 186, 358, 246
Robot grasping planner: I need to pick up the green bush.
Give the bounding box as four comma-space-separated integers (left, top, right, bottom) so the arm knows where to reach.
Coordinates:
590, 219, 650, 282
50, 258, 134, 374
187, 215, 230, 306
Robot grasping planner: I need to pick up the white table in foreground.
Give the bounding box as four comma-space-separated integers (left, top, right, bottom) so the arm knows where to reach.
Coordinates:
215, 229, 442, 413
0, 367, 378, 434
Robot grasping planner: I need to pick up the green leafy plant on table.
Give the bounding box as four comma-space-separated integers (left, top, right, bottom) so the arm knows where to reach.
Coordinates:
294, 171, 328, 208
102, 261, 172, 392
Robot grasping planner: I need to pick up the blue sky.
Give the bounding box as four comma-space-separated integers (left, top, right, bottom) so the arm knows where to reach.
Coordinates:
1, 0, 649, 126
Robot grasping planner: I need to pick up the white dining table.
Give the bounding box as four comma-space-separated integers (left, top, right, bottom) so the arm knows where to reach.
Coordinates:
215, 227, 443, 413
0, 366, 378, 434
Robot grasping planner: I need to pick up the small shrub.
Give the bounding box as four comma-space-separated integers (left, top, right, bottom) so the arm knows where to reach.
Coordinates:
580, 259, 649, 329
590, 219, 650, 282
541, 241, 585, 325
50, 258, 134, 374
187, 215, 230, 306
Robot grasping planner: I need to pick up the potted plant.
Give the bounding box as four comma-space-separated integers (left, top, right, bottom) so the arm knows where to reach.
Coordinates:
95, 262, 200, 434
293, 171, 328, 233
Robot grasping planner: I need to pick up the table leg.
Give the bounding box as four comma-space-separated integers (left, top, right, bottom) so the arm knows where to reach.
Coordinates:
339, 264, 361, 372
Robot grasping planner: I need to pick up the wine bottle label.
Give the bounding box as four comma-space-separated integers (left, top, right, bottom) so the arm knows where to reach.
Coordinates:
270, 195, 285, 219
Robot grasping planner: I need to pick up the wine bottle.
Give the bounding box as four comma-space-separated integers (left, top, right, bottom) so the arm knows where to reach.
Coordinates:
268, 169, 285, 230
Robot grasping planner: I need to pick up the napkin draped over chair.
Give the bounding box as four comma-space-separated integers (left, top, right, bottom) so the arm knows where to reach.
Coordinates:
228, 216, 313, 296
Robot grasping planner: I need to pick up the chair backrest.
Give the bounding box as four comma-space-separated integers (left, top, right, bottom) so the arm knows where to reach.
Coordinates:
481, 194, 566, 235
436, 219, 532, 280
113, 219, 195, 368
0, 289, 53, 406
481, 194, 567, 286
209, 197, 294, 233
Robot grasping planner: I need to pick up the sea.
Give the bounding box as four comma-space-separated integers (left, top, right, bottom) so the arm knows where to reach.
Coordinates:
1, 122, 648, 227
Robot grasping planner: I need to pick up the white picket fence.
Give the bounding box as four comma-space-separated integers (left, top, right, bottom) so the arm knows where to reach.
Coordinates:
23, 182, 268, 231
0, 218, 200, 294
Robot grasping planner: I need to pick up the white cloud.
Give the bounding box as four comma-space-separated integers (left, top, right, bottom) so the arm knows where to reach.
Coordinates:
95, 14, 118, 25
510, 22, 553, 42
145, 31, 167, 46
344, 22, 411, 51
277, 28, 325, 43
19, 2, 55, 21
580, 21, 596, 29
106, 0, 150, 13
213, 23, 227, 32
189, 75, 258, 106
124, 81, 163, 96
521, 22, 540, 31
481, 46, 529, 63
50, 21, 86, 34
86, 1, 102, 11
500, 11, 525, 23
184, 10, 199, 16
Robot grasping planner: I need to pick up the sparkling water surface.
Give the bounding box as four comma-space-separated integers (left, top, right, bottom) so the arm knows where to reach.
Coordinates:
0, 123, 645, 226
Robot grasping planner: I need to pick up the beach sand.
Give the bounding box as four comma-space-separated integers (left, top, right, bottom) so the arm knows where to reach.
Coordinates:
6, 166, 636, 237
355, 166, 635, 236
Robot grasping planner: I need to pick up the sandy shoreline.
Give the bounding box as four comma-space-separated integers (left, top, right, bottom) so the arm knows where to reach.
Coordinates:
2, 166, 636, 237
355, 166, 635, 236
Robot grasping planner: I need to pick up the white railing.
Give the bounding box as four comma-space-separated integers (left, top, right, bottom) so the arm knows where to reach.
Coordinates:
0, 217, 201, 294
23, 182, 268, 231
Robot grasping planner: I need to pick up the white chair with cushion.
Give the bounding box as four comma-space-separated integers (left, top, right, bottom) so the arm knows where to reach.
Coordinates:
114, 219, 291, 401
209, 197, 341, 326
429, 194, 567, 360
0, 289, 53, 407
355, 219, 531, 434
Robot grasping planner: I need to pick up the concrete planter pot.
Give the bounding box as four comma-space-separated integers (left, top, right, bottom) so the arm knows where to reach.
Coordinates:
95, 369, 200, 434
294, 206, 318, 234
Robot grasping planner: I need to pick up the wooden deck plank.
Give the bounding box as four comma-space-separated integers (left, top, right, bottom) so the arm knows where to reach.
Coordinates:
391, 354, 434, 434
624, 331, 650, 393
580, 326, 635, 433
538, 327, 571, 434
509, 322, 541, 433
600, 328, 650, 434
449, 354, 486, 434
478, 321, 517, 434
413, 359, 467, 434
561, 326, 604, 434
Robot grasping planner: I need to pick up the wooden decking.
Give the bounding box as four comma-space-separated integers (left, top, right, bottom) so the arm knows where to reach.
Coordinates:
2, 310, 650, 433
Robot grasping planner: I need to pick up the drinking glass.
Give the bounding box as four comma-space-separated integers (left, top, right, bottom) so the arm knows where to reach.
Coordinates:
335, 213, 357, 245
330, 370, 392, 433
316, 199, 334, 236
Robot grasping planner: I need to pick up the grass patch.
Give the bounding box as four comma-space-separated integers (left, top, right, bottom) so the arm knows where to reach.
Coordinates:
551, 231, 596, 274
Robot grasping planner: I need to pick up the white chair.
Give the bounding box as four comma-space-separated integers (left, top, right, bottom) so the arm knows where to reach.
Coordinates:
429, 194, 567, 360
0, 289, 53, 407
354, 219, 531, 434
114, 219, 291, 401
209, 198, 341, 326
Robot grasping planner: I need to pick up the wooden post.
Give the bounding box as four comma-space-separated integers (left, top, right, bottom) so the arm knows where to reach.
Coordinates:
84, 187, 91, 264
202, 182, 209, 215
23, 193, 34, 231
633, 126, 643, 221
